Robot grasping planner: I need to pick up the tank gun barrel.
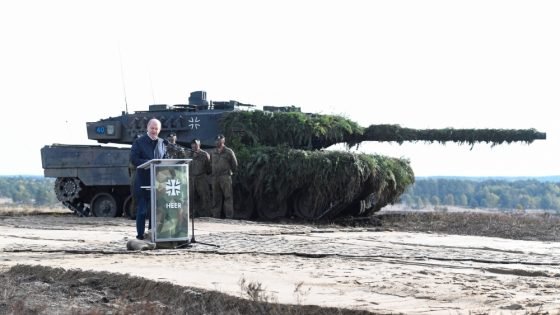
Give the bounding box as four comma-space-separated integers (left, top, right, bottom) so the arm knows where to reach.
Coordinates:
355, 125, 547, 146
221, 111, 547, 149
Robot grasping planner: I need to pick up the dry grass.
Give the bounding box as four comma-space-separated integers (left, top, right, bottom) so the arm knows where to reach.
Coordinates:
0, 205, 68, 216
0, 265, 377, 315
372, 211, 560, 242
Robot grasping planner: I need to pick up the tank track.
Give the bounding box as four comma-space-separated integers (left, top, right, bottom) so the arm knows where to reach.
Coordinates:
62, 201, 90, 217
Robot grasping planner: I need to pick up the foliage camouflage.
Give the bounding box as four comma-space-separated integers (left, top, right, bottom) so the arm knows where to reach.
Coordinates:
360, 125, 546, 146
221, 111, 545, 220
230, 146, 414, 220
221, 111, 546, 149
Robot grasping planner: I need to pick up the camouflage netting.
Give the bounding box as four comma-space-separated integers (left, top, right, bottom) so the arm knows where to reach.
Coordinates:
360, 125, 546, 147
221, 111, 546, 149
231, 147, 414, 220
220, 111, 545, 220
221, 110, 362, 149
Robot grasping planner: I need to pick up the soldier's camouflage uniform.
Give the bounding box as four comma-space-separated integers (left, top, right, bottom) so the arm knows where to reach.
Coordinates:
210, 146, 238, 218
185, 149, 212, 217
166, 143, 187, 159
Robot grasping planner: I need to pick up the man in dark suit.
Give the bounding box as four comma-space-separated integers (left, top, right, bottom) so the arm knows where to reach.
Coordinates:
130, 118, 168, 240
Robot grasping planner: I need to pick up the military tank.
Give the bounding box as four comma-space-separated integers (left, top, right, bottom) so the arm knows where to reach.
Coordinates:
41, 91, 546, 220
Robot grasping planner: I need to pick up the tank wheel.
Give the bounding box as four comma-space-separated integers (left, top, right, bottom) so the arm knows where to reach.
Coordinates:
292, 192, 327, 220
91, 193, 119, 217
256, 194, 287, 220
257, 204, 287, 220
54, 178, 82, 202
123, 195, 136, 220
232, 187, 255, 219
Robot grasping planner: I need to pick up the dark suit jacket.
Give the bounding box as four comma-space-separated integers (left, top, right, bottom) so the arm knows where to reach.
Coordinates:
130, 134, 168, 194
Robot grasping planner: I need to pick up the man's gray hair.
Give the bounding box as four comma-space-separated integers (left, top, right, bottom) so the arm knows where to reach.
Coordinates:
147, 118, 162, 128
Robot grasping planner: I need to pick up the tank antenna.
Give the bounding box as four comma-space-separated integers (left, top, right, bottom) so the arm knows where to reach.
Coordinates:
118, 43, 129, 113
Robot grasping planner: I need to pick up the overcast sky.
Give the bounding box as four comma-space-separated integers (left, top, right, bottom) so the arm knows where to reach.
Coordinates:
0, 0, 558, 176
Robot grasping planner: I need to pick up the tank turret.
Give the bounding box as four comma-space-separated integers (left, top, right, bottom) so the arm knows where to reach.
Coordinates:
87, 91, 233, 147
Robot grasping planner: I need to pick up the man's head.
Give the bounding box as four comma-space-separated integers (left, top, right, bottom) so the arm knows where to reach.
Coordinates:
215, 134, 225, 149
191, 138, 201, 151
167, 132, 177, 144
147, 118, 162, 139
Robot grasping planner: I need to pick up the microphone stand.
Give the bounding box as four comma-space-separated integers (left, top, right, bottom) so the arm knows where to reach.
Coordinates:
177, 163, 220, 249
189, 202, 220, 248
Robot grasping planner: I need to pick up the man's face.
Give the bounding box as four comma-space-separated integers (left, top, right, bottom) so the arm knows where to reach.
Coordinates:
168, 135, 176, 144
191, 142, 200, 151
215, 138, 225, 148
147, 122, 161, 138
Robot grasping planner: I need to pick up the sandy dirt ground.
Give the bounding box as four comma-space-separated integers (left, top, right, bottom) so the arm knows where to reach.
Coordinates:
1, 213, 559, 314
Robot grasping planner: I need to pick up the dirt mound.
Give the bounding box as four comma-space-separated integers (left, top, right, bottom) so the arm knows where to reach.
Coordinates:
1, 264, 377, 315
359, 211, 560, 242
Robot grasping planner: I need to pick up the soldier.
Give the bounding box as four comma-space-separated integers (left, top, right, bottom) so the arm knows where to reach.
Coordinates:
186, 139, 212, 217
210, 134, 238, 219
166, 132, 187, 159
167, 132, 177, 145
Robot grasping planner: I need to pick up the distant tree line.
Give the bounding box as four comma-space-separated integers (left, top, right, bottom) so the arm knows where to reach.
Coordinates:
399, 178, 560, 211
0, 176, 57, 206
2, 176, 560, 211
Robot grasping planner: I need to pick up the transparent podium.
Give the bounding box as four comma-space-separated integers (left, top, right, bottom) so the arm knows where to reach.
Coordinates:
138, 159, 192, 244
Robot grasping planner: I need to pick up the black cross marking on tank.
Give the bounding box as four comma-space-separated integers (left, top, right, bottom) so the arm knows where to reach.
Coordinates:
189, 117, 201, 130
